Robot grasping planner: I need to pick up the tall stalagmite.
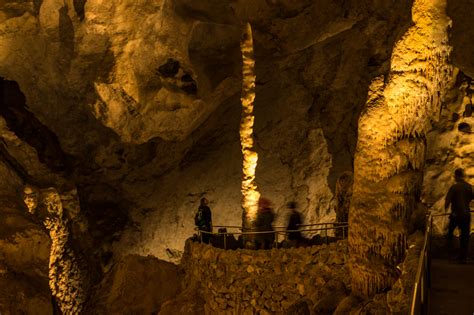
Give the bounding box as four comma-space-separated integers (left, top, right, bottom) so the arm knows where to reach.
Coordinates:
24, 186, 87, 314
349, 0, 454, 296
239, 23, 260, 232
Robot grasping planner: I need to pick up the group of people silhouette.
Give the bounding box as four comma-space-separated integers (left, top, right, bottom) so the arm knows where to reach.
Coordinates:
194, 168, 472, 258
193, 197, 321, 250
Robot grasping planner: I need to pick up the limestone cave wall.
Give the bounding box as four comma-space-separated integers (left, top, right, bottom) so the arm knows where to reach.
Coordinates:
0, 0, 415, 264
0, 0, 473, 313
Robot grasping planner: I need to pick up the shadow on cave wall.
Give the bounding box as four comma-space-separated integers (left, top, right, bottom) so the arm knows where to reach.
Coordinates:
0, 77, 72, 174
447, 0, 474, 78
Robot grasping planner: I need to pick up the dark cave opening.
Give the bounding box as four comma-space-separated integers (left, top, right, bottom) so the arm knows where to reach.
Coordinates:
0, 77, 72, 174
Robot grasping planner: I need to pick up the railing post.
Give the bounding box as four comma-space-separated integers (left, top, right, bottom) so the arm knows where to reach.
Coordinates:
224, 232, 227, 250
200, 230, 203, 244
325, 224, 329, 244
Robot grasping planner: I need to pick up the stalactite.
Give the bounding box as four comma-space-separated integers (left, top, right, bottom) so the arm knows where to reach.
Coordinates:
349, 0, 454, 297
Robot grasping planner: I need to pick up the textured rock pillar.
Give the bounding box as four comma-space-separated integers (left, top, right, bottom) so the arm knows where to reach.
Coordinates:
239, 23, 261, 234
348, 0, 454, 296
24, 186, 87, 314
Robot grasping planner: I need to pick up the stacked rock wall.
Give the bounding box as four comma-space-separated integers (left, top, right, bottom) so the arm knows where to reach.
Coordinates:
181, 240, 350, 314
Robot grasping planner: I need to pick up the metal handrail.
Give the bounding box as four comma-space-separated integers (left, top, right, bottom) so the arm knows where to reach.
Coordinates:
213, 222, 348, 230
196, 223, 349, 249
410, 214, 432, 315
410, 210, 473, 314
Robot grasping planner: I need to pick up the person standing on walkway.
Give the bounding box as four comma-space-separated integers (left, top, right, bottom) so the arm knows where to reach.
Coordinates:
445, 168, 473, 262
255, 198, 275, 249
286, 201, 302, 242
195, 197, 213, 244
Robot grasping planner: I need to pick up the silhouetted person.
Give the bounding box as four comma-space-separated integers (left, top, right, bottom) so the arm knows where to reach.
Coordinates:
195, 198, 212, 244
255, 198, 275, 249
445, 168, 473, 262
334, 171, 353, 238
287, 201, 302, 241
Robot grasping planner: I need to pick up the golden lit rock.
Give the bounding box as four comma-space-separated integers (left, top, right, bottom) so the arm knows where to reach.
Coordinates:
240, 23, 261, 228
349, 0, 454, 296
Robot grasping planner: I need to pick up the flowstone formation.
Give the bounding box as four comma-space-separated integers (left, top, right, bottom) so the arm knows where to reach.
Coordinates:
24, 186, 88, 314
349, 0, 454, 296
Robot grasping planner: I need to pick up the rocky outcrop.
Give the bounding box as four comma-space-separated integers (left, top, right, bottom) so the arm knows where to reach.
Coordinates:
23, 186, 88, 314
0, 204, 53, 314
86, 254, 182, 314
0, 167, 53, 313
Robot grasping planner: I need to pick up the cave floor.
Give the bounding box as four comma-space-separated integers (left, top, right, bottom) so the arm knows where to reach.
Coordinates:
428, 258, 474, 315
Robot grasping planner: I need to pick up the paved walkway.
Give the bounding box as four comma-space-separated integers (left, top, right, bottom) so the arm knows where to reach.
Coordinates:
428, 259, 474, 315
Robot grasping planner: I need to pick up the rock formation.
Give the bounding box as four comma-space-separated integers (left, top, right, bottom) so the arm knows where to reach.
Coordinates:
239, 22, 261, 234
86, 255, 182, 314
422, 73, 474, 232
349, 0, 454, 296
24, 185, 88, 314
0, 0, 416, 261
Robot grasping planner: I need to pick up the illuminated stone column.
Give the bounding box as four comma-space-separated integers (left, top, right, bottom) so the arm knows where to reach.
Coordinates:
239, 23, 261, 233
24, 186, 87, 314
349, 0, 454, 296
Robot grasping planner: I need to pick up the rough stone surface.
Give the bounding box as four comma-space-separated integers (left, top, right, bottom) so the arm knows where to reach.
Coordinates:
179, 240, 350, 314
349, 0, 454, 296
0, 166, 53, 313
422, 72, 474, 232
86, 254, 182, 314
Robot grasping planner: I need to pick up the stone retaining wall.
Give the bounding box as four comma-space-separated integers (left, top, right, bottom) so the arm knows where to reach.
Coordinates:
181, 240, 350, 314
